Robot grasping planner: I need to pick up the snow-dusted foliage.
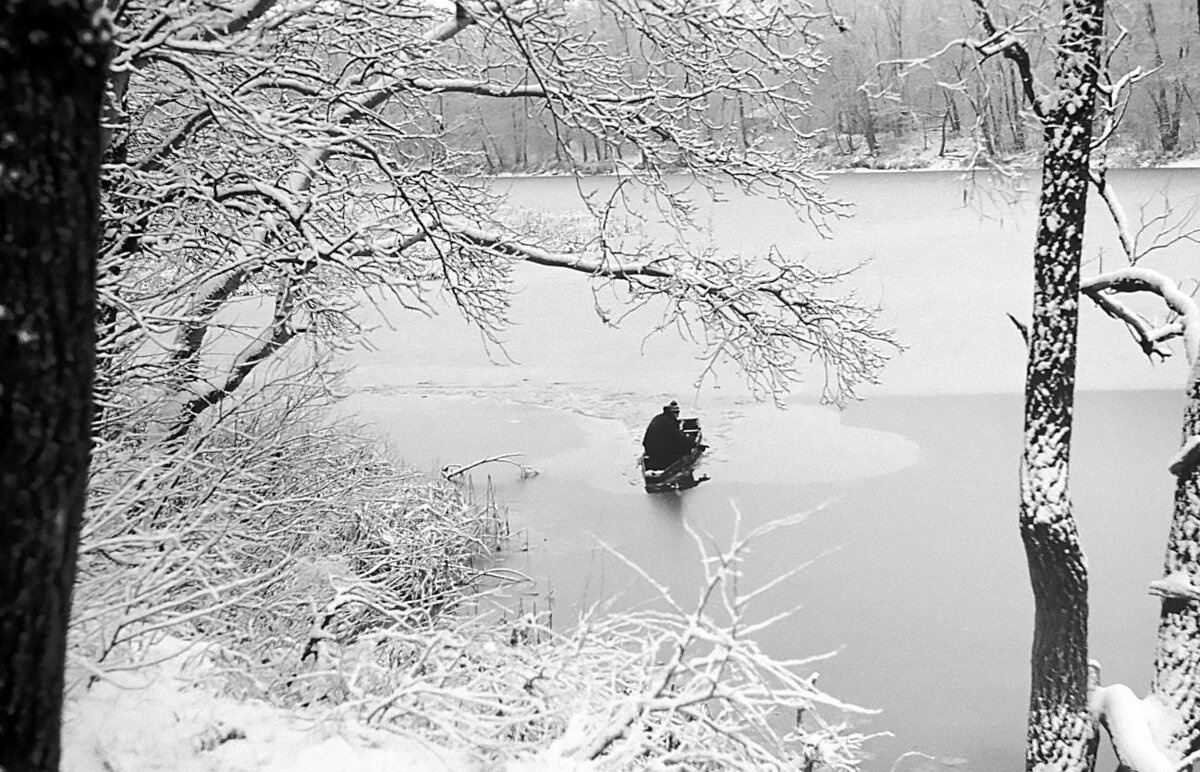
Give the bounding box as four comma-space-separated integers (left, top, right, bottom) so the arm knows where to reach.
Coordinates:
70, 4, 883, 767
68, 508, 872, 770
73, 378, 505, 682
329, 511, 875, 769
100, 0, 896, 429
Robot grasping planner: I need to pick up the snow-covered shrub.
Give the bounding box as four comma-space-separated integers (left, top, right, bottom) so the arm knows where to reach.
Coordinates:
213, 510, 879, 770
71, 372, 872, 769
71, 378, 504, 686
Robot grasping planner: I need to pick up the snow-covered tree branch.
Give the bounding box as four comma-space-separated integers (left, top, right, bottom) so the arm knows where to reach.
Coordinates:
99, 0, 897, 443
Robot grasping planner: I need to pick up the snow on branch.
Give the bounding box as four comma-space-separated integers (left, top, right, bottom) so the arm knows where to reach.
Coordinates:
423, 217, 895, 403
1081, 267, 1200, 365
1089, 661, 1185, 772
346, 506, 877, 768
206, 0, 278, 38
441, 453, 538, 481
1091, 685, 1178, 772
99, 0, 892, 440
1090, 169, 1138, 261
165, 277, 299, 441
1148, 571, 1200, 602
967, 1, 1044, 118
1168, 438, 1200, 479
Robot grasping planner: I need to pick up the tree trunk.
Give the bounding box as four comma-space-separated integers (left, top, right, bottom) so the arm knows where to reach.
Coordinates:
947, 91, 962, 133
511, 101, 526, 169
0, 2, 109, 770
737, 94, 750, 151
1145, 1, 1182, 153
475, 107, 502, 173
838, 103, 855, 153
858, 90, 878, 154
1008, 67, 1027, 153
1018, 1, 1105, 769
987, 97, 1004, 156
971, 81, 997, 160
1151, 361, 1200, 758
1150, 83, 1182, 152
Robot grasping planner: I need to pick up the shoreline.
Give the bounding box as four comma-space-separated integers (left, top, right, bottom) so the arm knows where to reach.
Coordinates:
482, 155, 1200, 181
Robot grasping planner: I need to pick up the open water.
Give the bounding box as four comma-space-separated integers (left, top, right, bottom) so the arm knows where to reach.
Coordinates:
342, 168, 1200, 769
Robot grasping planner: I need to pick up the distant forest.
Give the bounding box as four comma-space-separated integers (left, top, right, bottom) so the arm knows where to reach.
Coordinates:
418, 0, 1200, 172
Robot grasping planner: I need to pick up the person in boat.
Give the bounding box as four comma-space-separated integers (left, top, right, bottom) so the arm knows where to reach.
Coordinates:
642, 400, 701, 471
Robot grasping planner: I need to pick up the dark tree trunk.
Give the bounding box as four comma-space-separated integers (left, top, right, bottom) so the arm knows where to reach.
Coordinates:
858, 90, 878, 154
1145, 1, 1183, 153
986, 97, 1003, 156
838, 103, 855, 153
0, 2, 109, 770
971, 81, 997, 160
513, 99, 528, 168
1150, 82, 1184, 152
737, 94, 750, 151
947, 91, 962, 133
1017, 1, 1105, 768
1007, 67, 1027, 152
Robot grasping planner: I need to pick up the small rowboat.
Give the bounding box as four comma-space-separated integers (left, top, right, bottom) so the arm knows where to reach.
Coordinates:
642, 418, 708, 493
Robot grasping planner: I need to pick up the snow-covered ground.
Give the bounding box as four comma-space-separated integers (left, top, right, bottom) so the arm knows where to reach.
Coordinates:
62, 641, 468, 772
62, 639, 596, 772
813, 133, 1200, 173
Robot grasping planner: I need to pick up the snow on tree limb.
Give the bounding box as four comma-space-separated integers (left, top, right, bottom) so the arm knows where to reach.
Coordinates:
99, 0, 895, 438
1081, 267, 1200, 365
968, 0, 1046, 118
403, 215, 893, 402
1090, 169, 1138, 261
166, 277, 299, 441
1089, 664, 1180, 772
1148, 571, 1200, 601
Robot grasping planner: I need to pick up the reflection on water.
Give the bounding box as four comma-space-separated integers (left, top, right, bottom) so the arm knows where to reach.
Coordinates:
645, 489, 686, 521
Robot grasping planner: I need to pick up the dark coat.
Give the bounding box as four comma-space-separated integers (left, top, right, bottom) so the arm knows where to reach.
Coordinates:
642, 410, 695, 470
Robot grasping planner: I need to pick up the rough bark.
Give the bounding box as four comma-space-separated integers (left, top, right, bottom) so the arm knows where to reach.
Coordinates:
1017, 1, 1105, 769
1151, 357, 1200, 759
0, 2, 109, 770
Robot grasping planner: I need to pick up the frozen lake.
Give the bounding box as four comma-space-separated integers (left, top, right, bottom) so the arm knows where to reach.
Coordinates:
341, 168, 1200, 769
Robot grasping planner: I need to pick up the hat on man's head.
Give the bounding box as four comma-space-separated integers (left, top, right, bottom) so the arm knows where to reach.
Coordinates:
666, 400, 680, 413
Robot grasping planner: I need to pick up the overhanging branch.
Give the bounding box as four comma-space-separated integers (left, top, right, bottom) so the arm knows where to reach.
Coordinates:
1081, 267, 1200, 365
